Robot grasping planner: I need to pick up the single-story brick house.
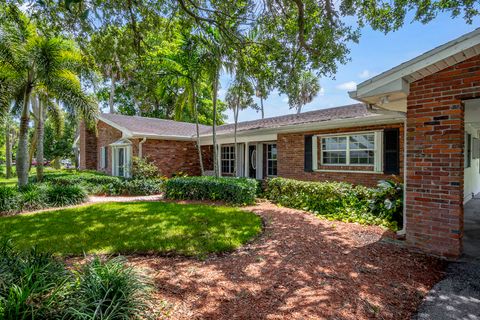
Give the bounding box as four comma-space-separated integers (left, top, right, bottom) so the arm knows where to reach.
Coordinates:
78, 29, 480, 258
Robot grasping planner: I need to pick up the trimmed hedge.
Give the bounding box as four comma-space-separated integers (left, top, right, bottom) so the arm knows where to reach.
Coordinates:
41, 172, 164, 196
165, 176, 258, 205
265, 177, 402, 229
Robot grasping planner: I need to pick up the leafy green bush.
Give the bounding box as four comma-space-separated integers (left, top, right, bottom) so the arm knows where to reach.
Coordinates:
0, 240, 151, 320
369, 179, 404, 228
265, 177, 401, 229
0, 240, 73, 319
131, 156, 161, 179
68, 256, 150, 319
165, 176, 258, 205
46, 184, 88, 207
121, 178, 164, 196
0, 186, 20, 214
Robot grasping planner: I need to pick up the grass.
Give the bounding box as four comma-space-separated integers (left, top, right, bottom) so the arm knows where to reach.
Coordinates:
0, 202, 262, 256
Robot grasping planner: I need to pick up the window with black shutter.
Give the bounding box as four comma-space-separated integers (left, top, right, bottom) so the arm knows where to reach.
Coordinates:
304, 135, 313, 172
383, 128, 400, 174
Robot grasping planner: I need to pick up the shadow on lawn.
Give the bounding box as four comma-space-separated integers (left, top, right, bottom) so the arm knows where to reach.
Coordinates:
0, 202, 261, 256
132, 203, 446, 320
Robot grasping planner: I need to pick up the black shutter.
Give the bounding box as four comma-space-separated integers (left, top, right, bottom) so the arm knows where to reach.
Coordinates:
383, 128, 400, 174
304, 135, 313, 172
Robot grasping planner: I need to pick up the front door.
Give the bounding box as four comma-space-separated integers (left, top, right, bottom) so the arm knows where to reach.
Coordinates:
249, 145, 256, 178
117, 147, 125, 177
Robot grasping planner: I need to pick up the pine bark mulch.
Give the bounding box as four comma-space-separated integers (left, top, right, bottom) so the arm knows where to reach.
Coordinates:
130, 201, 445, 320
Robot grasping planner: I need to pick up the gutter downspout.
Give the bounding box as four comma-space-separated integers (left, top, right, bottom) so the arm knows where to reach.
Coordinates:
397, 118, 407, 236
139, 137, 147, 158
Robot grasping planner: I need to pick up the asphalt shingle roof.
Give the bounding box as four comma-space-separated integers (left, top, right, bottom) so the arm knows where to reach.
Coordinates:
99, 113, 211, 137
99, 103, 376, 138
215, 103, 371, 134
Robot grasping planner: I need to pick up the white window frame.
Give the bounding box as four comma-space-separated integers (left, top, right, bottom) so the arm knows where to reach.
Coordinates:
312, 131, 383, 173
221, 145, 235, 175
266, 143, 278, 177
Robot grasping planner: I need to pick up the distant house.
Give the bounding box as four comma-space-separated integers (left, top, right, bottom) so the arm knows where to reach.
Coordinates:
79, 29, 480, 258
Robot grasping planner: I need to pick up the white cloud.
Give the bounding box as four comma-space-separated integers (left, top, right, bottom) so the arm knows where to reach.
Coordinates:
336, 81, 357, 91
281, 96, 289, 103
318, 87, 325, 96
358, 70, 371, 79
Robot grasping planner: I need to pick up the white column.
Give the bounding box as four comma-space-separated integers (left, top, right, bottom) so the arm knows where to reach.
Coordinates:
256, 143, 263, 179
244, 142, 249, 178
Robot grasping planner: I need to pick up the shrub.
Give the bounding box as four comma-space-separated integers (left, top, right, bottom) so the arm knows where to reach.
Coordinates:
265, 177, 400, 229
131, 156, 161, 179
121, 178, 164, 196
0, 186, 20, 214
68, 256, 150, 319
165, 176, 258, 205
369, 179, 404, 228
0, 241, 151, 320
19, 184, 48, 211
46, 184, 88, 207
0, 240, 73, 319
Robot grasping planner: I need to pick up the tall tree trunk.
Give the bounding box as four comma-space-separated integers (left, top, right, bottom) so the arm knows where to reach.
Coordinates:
260, 96, 265, 119
36, 97, 45, 182
191, 82, 204, 175
212, 65, 220, 177
109, 67, 116, 113
17, 83, 32, 187
5, 120, 11, 179
233, 102, 239, 177
297, 105, 302, 114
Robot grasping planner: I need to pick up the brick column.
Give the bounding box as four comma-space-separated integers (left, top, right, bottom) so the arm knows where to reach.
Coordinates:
79, 121, 98, 170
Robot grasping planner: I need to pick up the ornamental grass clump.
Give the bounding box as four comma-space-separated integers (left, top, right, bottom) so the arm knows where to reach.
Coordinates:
0, 240, 152, 320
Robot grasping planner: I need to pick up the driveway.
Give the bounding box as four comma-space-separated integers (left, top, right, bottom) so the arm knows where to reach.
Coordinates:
128, 201, 444, 319
414, 198, 480, 320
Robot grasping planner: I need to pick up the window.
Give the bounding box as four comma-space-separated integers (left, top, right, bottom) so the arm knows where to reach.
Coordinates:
266, 143, 277, 176
321, 134, 375, 166
221, 145, 235, 175
100, 147, 108, 169
466, 133, 472, 168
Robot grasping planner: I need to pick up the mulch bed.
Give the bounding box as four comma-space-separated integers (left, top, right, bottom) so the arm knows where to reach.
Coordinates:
127, 201, 446, 320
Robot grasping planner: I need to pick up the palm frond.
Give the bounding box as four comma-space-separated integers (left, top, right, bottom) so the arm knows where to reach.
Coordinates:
47, 100, 64, 137
50, 69, 98, 127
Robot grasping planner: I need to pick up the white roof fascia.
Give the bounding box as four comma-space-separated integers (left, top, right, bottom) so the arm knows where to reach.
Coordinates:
352, 28, 480, 100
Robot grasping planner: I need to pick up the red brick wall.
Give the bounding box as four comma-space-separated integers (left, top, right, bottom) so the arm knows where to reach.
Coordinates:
141, 139, 209, 177
277, 123, 404, 187
79, 122, 97, 170
406, 54, 480, 258
95, 120, 210, 177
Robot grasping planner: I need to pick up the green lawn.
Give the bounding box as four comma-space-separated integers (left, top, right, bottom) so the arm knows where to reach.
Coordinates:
0, 202, 262, 256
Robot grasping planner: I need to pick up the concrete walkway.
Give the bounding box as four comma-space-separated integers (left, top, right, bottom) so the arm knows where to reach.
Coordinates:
413, 198, 480, 320
88, 194, 164, 203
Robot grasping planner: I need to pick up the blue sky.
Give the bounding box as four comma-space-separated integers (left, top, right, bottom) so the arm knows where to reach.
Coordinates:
220, 14, 480, 123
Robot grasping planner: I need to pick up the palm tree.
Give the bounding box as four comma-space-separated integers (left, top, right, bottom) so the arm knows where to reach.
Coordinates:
157, 34, 209, 175
0, 6, 97, 186
30, 90, 64, 181
288, 71, 321, 114
225, 71, 257, 176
